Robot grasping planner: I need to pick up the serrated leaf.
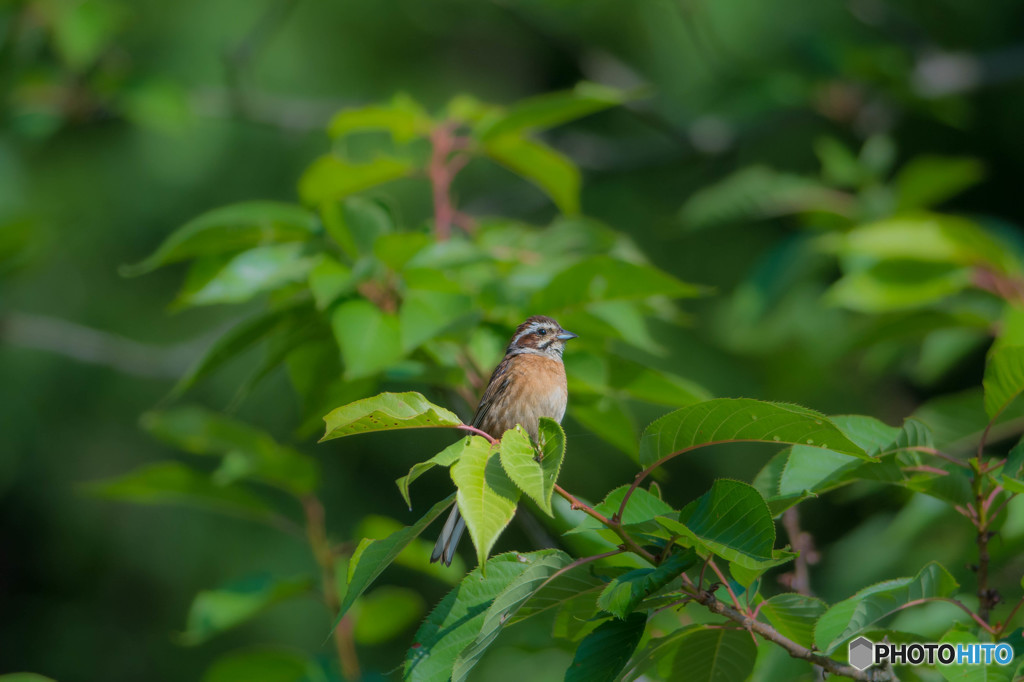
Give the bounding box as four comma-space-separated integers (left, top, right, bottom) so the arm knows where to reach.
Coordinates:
452, 550, 572, 682
534, 256, 705, 312
336, 493, 455, 626
86, 462, 278, 523
404, 552, 549, 682
512, 561, 610, 625
984, 346, 1024, 420
564, 612, 647, 682
330, 299, 404, 379
181, 574, 313, 645
639, 398, 868, 467
121, 202, 318, 276
321, 391, 462, 442
656, 480, 791, 571
597, 551, 696, 620
757, 594, 828, 649
141, 406, 320, 495
623, 624, 758, 682
499, 420, 565, 516
484, 135, 580, 215
452, 440, 521, 566
814, 561, 960, 654
937, 630, 1015, 682
298, 155, 414, 205
475, 82, 627, 141
396, 436, 488, 509
173, 243, 316, 308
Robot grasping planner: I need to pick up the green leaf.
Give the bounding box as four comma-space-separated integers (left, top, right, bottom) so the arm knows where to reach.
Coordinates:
141, 406, 319, 495
624, 625, 758, 682
321, 196, 395, 258
569, 396, 638, 456
451, 439, 521, 566
564, 612, 647, 682
0, 675, 58, 682
814, 561, 960, 654
398, 289, 474, 352
452, 550, 573, 682
328, 97, 429, 143
404, 552, 551, 682
512, 561, 610, 625
337, 493, 455, 623
396, 436, 488, 509
483, 135, 581, 215
181, 574, 313, 645
894, 156, 985, 211
826, 261, 973, 312
308, 255, 354, 310
567, 484, 674, 534
757, 594, 828, 649
321, 391, 462, 442
657, 480, 791, 571
330, 300, 404, 379
534, 256, 705, 312
566, 352, 711, 407
680, 166, 846, 231
834, 213, 1019, 275
202, 648, 325, 682
597, 551, 696, 619
498, 419, 565, 516
170, 306, 302, 398
639, 398, 868, 467
86, 462, 278, 523
352, 586, 426, 645
122, 202, 318, 276
173, 243, 316, 308
298, 155, 414, 205
354, 514, 466, 584
984, 346, 1024, 420
475, 82, 627, 141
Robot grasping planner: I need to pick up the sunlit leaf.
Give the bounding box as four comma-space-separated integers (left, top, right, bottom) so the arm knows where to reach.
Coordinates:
329, 300, 404, 379
826, 261, 973, 312
321, 391, 462, 442
328, 96, 430, 143
396, 436, 488, 509
564, 612, 647, 682
308, 255, 354, 310
181, 574, 313, 645
298, 155, 414, 205
451, 550, 572, 682
498, 419, 565, 516
122, 202, 318, 276
483, 135, 581, 215
814, 561, 959, 654
451, 439, 521, 566
475, 82, 627, 140
639, 398, 868, 467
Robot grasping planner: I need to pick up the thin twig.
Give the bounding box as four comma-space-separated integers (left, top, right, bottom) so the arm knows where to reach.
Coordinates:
552, 484, 659, 565
780, 507, 817, 596
707, 558, 746, 614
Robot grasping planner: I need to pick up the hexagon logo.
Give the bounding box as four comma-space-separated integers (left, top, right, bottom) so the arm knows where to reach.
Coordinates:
849, 636, 874, 671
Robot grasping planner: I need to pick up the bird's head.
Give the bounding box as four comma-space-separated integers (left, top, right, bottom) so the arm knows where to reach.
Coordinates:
506, 315, 578, 359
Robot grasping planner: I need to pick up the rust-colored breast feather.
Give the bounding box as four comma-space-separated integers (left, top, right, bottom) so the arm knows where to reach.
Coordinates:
473, 353, 567, 441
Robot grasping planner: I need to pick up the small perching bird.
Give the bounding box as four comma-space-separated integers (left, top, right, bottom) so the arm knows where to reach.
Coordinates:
430, 315, 578, 566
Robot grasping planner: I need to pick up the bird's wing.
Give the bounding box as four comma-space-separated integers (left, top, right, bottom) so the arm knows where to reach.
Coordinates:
471, 357, 512, 432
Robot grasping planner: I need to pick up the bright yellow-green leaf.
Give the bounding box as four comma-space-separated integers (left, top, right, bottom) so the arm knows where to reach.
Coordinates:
321, 391, 462, 442
298, 155, 414, 205
451, 439, 520, 566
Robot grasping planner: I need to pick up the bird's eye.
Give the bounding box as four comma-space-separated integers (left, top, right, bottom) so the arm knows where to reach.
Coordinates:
538, 328, 547, 335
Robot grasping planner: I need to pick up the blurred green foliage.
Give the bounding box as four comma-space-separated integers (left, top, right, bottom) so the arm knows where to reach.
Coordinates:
3, 0, 1024, 680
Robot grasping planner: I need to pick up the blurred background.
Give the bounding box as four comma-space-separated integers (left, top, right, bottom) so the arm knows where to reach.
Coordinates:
2, 0, 1024, 680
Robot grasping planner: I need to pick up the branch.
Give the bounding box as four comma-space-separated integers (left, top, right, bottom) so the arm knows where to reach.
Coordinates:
779, 507, 818, 596
552, 484, 658, 565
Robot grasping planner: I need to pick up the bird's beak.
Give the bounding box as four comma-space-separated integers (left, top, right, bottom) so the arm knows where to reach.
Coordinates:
556, 330, 578, 341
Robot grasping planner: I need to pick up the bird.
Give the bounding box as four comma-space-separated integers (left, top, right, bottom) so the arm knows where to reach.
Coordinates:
430, 315, 578, 566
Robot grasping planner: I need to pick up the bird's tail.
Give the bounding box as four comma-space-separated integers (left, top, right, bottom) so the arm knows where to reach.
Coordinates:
430, 503, 466, 566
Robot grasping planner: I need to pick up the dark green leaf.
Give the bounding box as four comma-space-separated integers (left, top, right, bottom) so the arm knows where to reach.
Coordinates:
452, 550, 573, 682
142, 406, 320, 495
624, 625, 758, 682
354, 514, 466, 583
298, 155, 414, 205
122, 202, 318, 276
321, 391, 463, 442
894, 156, 985, 211
758, 594, 828, 649
202, 648, 325, 682
984, 346, 1024, 420
86, 462, 278, 523
475, 82, 627, 141
352, 586, 426, 645
569, 396, 638, 456
814, 561, 959, 654
564, 612, 647, 682
483, 135, 581, 215
639, 398, 868, 467
173, 243, 316, 308
597, 551, 695, 619
181, 574, 313, 645
403, 552, 550, 682
452, 438, 521, 566
337, 494, 455, 623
